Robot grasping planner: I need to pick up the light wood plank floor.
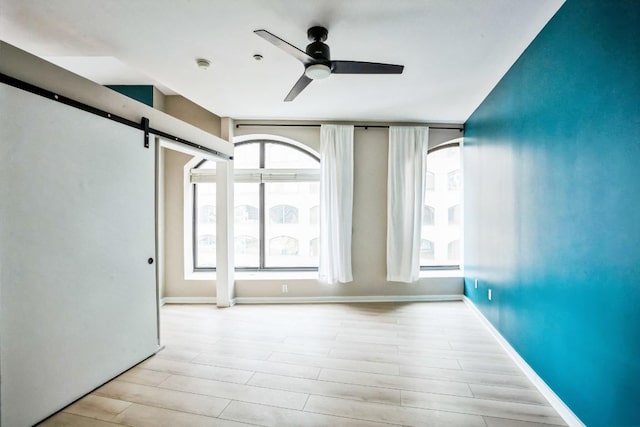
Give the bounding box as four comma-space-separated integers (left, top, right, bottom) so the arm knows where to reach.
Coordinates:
40, 301, 566, 426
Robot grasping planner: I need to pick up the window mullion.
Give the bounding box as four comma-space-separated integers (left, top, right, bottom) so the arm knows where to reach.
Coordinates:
192, 183, 198, 270
259, 142, 266, 269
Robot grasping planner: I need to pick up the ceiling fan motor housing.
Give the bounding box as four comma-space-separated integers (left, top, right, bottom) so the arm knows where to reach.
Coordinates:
306, 26, 330, 63
306, 41, 330, 62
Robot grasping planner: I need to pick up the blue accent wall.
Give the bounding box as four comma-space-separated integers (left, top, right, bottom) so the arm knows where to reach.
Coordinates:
463, 1, 640, 425
106, 85, 154, 107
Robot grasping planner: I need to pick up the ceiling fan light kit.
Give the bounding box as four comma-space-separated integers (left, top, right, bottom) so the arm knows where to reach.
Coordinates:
305, 63, 331, 79
254, 26, 404, 101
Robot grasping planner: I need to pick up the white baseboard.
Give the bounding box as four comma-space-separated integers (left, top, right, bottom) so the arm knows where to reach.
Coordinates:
463, 297, 585, 427
161, 297, 217, 305
233, 294, 462, 304
161, 295, 460, 306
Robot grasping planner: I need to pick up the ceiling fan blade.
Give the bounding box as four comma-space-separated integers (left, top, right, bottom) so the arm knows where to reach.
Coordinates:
331, 61, 404, 74
254, 29, 314, 65
284, 74, 313, 102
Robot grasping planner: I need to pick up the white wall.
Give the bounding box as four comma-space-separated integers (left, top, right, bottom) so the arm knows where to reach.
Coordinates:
160, 97, 226, 299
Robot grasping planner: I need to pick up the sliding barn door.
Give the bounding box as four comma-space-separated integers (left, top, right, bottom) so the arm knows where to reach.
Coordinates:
0, 83, 159, 426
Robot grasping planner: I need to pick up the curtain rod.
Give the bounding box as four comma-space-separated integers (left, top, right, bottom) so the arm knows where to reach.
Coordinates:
235, 123, 463, 131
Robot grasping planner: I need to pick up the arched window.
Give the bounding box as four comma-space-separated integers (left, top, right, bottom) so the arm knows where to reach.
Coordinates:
197, 160, 216, 170
426, 171, 435, 191
269, 205, 299, 224
198, 234, 216, 249
448, 240, 460, 261
422, 142, 462, 268
309, 238, 319, 257
423, 205, 435, 226
420, 239, 435, 263
198, 205, 215, 223
448, 169, 461, 191
192, 175, 217, 268
309, 205, 319, 225
235, 205, 258, 223
196, 234, 216, 268
269, 236, 299, 256
234, 235, 259, 268
190, 138, 319, 270
448, 204, 461, 225
235, 235, 259, 254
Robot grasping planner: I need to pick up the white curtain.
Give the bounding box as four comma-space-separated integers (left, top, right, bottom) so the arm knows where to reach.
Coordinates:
387, 126, 429, 283
319, 124, 354, 284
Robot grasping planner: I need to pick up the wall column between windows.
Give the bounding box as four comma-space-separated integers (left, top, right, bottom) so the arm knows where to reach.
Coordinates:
216, 117, 235, 307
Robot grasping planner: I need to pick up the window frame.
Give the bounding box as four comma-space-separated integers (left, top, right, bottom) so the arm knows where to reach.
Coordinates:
191, 175, 217, 270
191, 139, 320, 272
420, 140, 463, 271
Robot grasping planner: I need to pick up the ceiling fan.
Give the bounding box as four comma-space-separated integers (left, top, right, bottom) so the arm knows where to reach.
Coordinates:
254, 26, 404, 102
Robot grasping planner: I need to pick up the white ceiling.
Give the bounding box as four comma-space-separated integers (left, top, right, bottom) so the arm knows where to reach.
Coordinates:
0, 0, 564, 123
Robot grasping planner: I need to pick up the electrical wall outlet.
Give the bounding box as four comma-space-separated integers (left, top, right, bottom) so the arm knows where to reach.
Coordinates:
281, 284, 288, 293
474, 279, 478, 289
488, 289, 492, 301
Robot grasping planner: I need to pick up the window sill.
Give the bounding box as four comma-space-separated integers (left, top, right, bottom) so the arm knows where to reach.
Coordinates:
185, 271, 216, 281
235, 270, 318, 281
419, 269, 463, 278
185, 270, 459, 281
184, 270, 319, 281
